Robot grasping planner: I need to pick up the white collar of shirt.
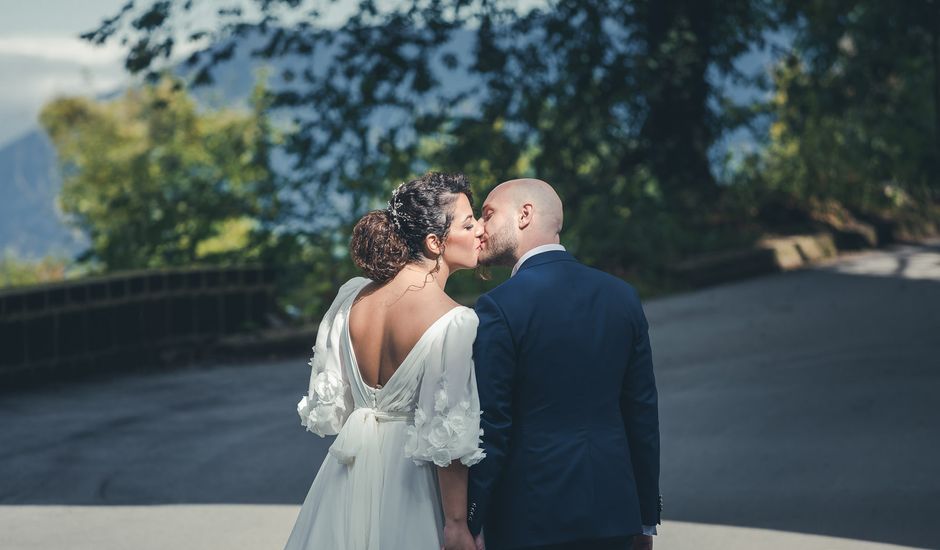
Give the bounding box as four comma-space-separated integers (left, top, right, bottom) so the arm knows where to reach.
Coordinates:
510, 244, 567, 278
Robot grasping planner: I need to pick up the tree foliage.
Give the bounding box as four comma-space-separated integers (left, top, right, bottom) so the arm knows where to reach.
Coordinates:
735, 1, 940, 223
40, 77, 281, 271
67, 0, 938, 308
81, 0, 785, 280
0, 251, 70, 288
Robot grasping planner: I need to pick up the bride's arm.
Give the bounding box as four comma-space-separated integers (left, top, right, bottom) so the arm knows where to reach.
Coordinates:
438, 462, 474, 549
401, 309, 485, 548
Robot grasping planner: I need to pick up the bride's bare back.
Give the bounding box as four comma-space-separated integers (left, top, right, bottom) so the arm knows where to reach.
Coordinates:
348, 279, 460, 389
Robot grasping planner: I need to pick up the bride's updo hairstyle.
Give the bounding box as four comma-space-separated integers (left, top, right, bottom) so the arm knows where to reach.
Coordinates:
350, 172, 473, 283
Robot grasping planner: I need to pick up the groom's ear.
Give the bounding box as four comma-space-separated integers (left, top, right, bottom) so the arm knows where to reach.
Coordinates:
518, 203, 533, 229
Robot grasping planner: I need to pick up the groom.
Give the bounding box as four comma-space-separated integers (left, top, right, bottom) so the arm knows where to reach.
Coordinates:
468, 179, 661, 550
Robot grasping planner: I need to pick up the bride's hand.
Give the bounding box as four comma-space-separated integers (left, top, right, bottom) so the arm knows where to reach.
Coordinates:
441, 521, 476, 550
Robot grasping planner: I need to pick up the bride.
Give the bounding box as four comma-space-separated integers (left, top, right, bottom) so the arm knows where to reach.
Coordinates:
284, 172, 486, 550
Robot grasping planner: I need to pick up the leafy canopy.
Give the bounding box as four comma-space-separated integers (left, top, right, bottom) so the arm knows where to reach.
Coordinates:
41, 77, 281, 271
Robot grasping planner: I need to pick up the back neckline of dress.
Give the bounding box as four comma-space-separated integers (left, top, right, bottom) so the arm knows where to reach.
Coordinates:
344, 285, 465, 393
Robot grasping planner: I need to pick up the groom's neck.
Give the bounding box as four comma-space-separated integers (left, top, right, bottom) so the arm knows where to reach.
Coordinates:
514, 235, 562, 263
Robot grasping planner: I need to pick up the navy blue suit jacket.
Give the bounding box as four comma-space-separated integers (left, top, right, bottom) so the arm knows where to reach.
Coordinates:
467, 250, 660, 549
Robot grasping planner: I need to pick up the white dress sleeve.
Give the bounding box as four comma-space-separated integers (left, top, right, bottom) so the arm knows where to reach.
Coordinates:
404, 307, 486, 467
296, 277, 369, 437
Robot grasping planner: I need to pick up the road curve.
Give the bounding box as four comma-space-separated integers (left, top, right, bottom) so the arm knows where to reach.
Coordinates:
1, 241, 938, 549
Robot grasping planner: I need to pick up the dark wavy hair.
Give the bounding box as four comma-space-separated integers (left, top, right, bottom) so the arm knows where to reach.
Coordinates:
350, 172, 473, 283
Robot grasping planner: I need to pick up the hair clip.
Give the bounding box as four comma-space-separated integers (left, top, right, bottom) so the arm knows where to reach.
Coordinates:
387, 181, 406, 232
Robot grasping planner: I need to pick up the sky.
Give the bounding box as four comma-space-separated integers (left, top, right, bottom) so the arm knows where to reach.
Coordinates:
0, 0, 386, 147
0, 0, 770, 157
0, 0, 134, 146
0, 0, 550, 148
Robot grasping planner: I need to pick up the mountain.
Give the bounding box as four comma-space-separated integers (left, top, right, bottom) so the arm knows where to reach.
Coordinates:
0, 130, 85, 258
0, 41, 263, 259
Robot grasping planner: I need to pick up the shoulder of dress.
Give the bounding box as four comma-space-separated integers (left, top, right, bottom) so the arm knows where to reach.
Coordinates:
334, 277, 371, 302
425, 307, 478, 353
454, 304, 478, 318
444, 306, 479, 331
339, 276, 372, 294
318, 277, 371, 327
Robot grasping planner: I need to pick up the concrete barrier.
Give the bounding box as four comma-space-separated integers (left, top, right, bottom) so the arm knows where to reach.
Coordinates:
671, 233, 839, 287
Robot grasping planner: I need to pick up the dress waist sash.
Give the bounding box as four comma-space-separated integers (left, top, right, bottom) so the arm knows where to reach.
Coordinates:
328, 407, 411, 465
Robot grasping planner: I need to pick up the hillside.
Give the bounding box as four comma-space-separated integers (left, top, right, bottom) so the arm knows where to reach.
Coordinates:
0, 130, 83, 258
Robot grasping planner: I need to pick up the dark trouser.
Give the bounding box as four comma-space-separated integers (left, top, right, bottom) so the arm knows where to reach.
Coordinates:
520, 536, 633, 550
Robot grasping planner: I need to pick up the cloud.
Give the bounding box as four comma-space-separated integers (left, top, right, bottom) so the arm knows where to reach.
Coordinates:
0, 35, 128, 147
0, 34, 124, 66
0, 31, 215, 147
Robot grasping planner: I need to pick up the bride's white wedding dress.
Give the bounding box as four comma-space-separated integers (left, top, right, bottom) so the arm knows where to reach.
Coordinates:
284, 277, 486, 550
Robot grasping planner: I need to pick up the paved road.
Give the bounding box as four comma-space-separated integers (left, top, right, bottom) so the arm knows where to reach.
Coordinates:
2, 241, 938, 549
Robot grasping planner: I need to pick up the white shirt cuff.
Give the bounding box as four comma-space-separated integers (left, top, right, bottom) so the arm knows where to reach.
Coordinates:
642, 524, 657, 536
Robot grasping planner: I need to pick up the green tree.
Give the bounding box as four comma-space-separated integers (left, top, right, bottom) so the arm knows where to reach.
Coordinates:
40, 77, 282, 271
635, 0, 780, 210
0, 251, 70, 288
744, 1, 940, 212
81, 0, 781, 285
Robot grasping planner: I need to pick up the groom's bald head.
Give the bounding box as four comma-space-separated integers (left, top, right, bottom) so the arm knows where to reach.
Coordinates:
478, 178, 564, 267
488, 178, 564, 236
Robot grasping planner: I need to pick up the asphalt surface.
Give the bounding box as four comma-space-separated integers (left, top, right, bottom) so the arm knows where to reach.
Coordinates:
2, 241, 938, 549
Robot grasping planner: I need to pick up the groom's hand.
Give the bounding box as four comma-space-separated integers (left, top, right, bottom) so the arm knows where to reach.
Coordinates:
631, 534, 653, 550
474, 532, 485, 550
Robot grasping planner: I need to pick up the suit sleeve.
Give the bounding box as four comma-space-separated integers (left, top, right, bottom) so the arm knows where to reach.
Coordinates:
467, 293, 516, 536
620, 289, 662, 526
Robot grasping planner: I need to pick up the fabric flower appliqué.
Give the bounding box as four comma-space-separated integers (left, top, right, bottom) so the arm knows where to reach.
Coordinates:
297, 358, 348, 436
406, 390, 486, 467
312, 370, 344, 405
434, 384, 449, 413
